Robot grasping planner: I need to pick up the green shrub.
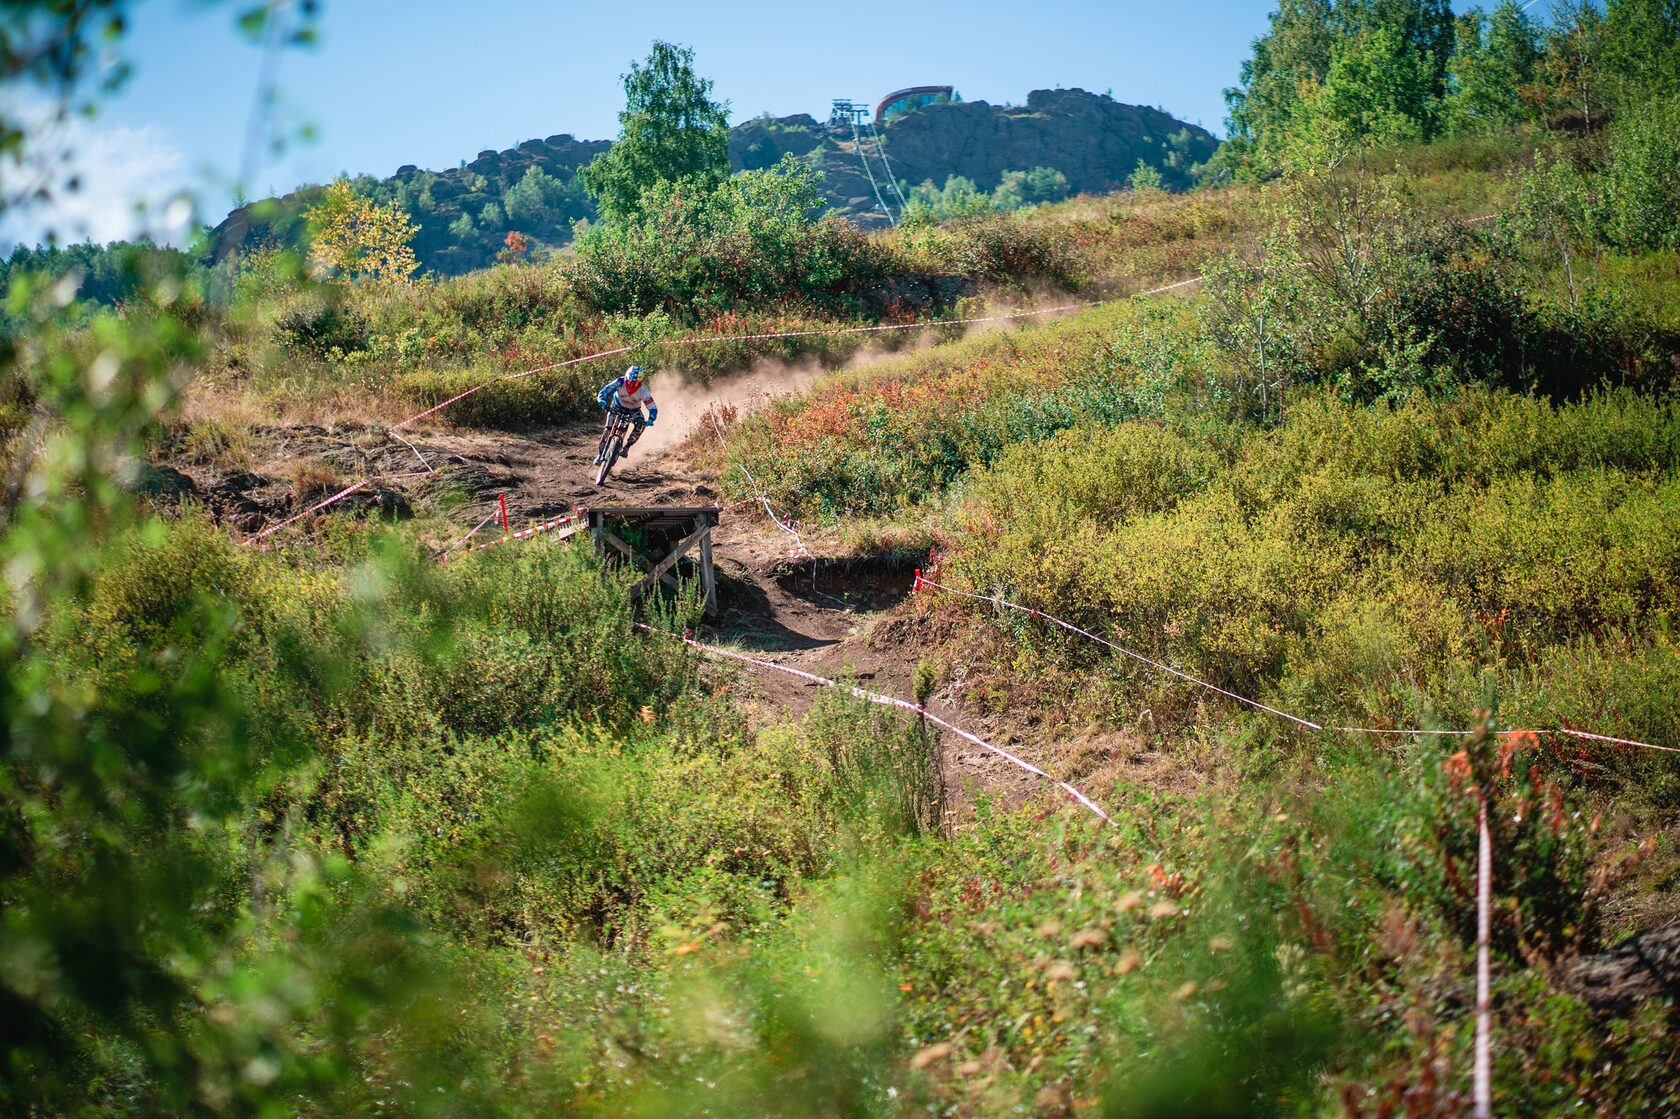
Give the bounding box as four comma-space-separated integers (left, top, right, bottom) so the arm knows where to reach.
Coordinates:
902, 174, 996, 223
393, 361, 599, 428
941, 389, 1680, 751
941, 211, 1079, 287
570, 157, 888, 319
274, 296, 371, 358
1601, 95, 1680, 252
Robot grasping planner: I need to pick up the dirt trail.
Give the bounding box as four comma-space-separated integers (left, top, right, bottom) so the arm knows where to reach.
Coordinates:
434, 418, 880, 674
164, 394, 1088, 816
411, 416, 1061, 813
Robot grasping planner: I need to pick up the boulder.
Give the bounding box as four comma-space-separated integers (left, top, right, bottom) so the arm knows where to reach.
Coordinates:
1566, 922, 1680, 1018
133, 464, 198, 501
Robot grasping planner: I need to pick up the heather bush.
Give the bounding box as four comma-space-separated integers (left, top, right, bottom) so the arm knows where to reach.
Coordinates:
941, 390, 1680, 754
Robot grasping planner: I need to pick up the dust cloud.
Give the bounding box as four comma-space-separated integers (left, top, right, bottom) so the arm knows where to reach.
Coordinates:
622, 300, 1078, 459
631, 357, 825, 458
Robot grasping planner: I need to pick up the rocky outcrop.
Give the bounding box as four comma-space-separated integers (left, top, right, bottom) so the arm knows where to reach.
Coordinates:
736, 90, 1216, 226
203, 88, 1216, 276
729, 114, 825, 170
879, 88, 1214, 196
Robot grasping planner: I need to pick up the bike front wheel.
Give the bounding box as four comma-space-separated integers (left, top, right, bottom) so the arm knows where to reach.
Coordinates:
595, 432, 623, 485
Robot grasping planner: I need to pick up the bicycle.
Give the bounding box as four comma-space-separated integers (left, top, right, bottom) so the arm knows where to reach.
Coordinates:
593, 407, 638, 485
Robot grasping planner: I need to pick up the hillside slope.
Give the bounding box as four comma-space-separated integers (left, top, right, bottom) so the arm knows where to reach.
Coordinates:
204, 88, 1217, 275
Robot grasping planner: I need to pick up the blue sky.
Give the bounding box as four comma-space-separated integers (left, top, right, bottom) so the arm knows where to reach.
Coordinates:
10, 0, 1281, 246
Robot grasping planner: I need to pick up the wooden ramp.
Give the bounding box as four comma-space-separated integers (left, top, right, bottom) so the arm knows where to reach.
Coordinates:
584, 506, 720, 615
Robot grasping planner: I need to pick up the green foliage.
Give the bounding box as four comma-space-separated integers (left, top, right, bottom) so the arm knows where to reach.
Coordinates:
1205, 159, 1663, 404
0, 240, 204, 337
0, 340, 713, 1108
1128, 159, 1165, 192
1601, 0, 1680, 105
501, 165, 590, 231
1503, 100, 1680, 291
580, 40, 732, 222
1221, 0, 1455, 174
993, 166, 1073, 210
571, 157, 886, 317
941, 389, 1680, 750
1214, 0, 1678, 174
394, 359, 597, 428
1536, 0, 1610, 130
902, 175, 996, 223
1600, 95, 1680, 252
1505, 142, 1598, 305
1443, 0, 1543, 135
273, 296, 371, 359
1295, 24, 1440, 149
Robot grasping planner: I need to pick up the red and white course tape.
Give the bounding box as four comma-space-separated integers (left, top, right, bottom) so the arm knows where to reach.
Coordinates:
242, 471, 431, 545
638, 623, 1112, 823
448, 510, 583, 559
1473, 794, 1493, 1119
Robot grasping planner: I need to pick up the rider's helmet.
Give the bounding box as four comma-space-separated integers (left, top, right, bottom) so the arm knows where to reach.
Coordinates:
623, 365, 644, 391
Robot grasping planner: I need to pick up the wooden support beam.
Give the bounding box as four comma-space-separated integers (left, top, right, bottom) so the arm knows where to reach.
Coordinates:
600, 529, 683, 593
590, 509, 721, 613
632, 521, 707, 598
598, 529, 647, 569
700, 528, 716, 616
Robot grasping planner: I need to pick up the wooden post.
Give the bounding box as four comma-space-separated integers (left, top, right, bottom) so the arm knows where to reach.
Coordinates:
700, 527, 716, 616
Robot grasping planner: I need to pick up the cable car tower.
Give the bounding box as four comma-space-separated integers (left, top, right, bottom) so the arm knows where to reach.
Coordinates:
831, 98, 899, 226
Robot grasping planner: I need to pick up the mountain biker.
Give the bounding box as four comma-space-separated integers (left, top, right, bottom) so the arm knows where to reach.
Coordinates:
596, 366, 658, 457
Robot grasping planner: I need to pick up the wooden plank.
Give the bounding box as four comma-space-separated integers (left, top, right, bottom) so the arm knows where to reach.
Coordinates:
580, 505, 719, 522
